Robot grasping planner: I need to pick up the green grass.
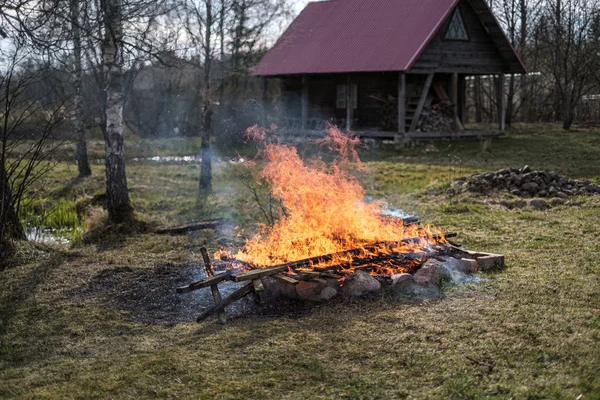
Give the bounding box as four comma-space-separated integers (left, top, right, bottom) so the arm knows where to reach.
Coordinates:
1, 124, 599, 399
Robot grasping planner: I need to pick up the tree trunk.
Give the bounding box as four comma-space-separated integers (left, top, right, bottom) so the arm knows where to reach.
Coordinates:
200, 103, 213, 191
217, 0, 226, 103
200, 0, 213, 192
0, 167, 26, 245
102, 0, 133, 222
71, 0, 92, 178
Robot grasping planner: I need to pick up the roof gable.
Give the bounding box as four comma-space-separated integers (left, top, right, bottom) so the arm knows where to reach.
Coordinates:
253, 0, 525, 76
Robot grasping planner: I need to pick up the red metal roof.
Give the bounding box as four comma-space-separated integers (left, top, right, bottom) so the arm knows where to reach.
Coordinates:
253, 0, 525, 76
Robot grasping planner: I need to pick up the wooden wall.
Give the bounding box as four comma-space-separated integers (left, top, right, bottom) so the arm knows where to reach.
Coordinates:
409, 0, 507, 74
282, 73, 399, 129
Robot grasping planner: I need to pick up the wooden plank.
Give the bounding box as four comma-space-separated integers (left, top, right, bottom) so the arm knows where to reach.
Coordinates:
176, 271, 233, 293
231, 265, 290, 282
200, 247, 226, 323
197, 283, 255, 323
409, 73, 434, 132
274, 274, 300, 285
210, 285, 227, 324
458, 74, 467, 124
301, 75, 309, 130
397, 72, 406, 134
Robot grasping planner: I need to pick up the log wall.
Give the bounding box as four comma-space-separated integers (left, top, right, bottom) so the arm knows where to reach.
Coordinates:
409, 0, 507, 74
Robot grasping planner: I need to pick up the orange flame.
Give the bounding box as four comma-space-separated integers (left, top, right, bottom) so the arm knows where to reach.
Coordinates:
225, 125, 446, 276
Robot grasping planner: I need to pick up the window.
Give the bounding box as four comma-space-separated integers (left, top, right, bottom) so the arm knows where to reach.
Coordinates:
445, 8, 469, 41
336, 84, 358, 109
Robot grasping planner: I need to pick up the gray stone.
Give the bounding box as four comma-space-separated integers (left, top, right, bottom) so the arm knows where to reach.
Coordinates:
521, 182, 539, 192
391, 273, 414, 285
528, 199, 548, 211
341, 271, 381, 297
557, 192, 569, 199
296, 279, 341, 302
413, 259, 451, 287
262, 277, 299, 300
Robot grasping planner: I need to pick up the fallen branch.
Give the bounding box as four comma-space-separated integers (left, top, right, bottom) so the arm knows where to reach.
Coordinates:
155, 219, 222, 235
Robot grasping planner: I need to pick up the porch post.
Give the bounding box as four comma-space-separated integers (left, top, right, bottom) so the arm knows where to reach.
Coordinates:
346, 74, 353, 131
458, 75, 467, 124
301, 75, 309, 130
451, 72, 458, 130
498, 73, 506, 132
397, 72, 406, 135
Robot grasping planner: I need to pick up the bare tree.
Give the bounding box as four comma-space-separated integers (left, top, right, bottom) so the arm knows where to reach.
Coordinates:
539, 0, 600, 129
0, 47, 65, 253
101, 0, 133, 221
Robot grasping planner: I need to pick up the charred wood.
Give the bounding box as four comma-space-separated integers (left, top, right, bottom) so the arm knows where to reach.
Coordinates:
196, 283, 254, 323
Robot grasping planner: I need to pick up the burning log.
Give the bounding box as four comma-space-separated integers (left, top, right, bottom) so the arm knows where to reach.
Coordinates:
239, 233, 456, 275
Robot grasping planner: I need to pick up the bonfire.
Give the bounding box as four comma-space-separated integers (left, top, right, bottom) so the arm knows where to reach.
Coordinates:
177, 126, 504, 324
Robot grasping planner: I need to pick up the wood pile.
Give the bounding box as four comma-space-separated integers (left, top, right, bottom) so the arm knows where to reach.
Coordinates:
418, 101, 455, 132
175, 232, 507, 324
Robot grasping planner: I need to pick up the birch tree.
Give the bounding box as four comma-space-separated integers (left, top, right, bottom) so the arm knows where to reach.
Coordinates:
101, 0, 133, 221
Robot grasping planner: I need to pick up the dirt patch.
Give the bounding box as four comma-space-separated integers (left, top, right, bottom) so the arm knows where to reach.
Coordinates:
68, 263, 323, 324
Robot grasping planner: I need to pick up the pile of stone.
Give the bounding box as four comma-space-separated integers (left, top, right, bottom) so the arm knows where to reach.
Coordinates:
453, 166, 600, 198
263, 250, 504, 302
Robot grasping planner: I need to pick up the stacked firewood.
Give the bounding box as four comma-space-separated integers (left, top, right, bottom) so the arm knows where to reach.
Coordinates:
418, 101, 454, 132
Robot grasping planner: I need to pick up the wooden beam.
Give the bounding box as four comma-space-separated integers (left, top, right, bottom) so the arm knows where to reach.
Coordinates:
346, 74, 353, 131
176, 271, 233, 293
497, 73, 506, 132
458, 75, 467, 124
409, 73, 434, 132
231, 265, 290, 282
274, 274, 300, 285
301, 75, 309, 130
197, 283, 254, 323
451, 73, 459, 131
200, 248, 226, 324
397, 72, 406, 135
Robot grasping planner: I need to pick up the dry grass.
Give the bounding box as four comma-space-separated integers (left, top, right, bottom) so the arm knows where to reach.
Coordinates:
1, 124, 599, 399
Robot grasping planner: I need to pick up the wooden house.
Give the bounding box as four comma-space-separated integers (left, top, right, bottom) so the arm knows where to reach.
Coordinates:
253, 0, 526, 139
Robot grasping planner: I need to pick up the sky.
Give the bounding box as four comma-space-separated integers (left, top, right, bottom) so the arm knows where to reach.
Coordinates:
293, 0, 313, 13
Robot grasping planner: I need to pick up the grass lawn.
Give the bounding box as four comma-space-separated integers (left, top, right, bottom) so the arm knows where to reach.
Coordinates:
1, 124, 599, 399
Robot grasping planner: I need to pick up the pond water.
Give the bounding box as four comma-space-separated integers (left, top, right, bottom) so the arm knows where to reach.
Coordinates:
26, 226, 71, 246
